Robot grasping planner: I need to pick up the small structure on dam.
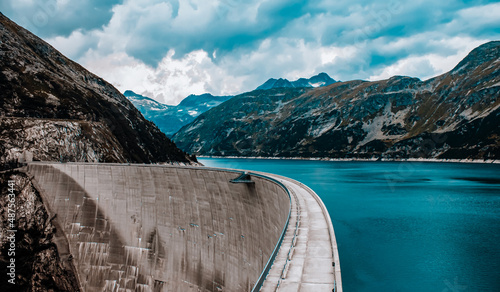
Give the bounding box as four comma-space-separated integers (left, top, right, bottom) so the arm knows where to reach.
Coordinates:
26, 162, 341, 291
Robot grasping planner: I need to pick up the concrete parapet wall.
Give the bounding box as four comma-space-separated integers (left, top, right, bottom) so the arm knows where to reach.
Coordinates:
27, 163, 290, 292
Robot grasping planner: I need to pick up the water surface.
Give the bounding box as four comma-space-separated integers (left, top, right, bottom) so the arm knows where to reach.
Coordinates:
199, 158, 500, 292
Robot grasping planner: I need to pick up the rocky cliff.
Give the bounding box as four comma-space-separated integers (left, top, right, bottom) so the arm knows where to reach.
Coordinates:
173, 41, 500, 160
0, 12, 195, 165
0, 170, 80, 291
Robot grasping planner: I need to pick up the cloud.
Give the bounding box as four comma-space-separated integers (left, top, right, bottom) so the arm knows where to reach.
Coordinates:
444, 2, 500, 37
0, 0, 118, 37
92, 0, 314, 66
368, 36, 491, 81
47, 30, 99, 60
2, 0, 499, 105
80, 48, 245, 105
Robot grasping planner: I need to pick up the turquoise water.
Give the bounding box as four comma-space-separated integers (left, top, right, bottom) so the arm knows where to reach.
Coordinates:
199, 158, 500, 292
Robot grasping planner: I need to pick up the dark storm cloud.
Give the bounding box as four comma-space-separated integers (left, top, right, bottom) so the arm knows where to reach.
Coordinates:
0, 0, 119, 37
122, 0, 312, 66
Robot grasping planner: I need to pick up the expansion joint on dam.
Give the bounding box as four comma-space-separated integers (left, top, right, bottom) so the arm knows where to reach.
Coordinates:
25, 162, 341, 292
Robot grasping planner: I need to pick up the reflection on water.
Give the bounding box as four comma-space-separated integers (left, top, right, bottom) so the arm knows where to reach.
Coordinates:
200, 158, 500, 292
454, 177, 500, 185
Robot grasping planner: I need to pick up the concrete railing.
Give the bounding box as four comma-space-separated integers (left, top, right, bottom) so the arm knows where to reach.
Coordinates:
296, 180, 342, 292
247, 173, 291, 291
275, 184, 301, 291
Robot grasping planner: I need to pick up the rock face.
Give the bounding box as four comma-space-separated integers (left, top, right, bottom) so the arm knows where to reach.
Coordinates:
0, 12, 194, 165
124, 91, 232, 137
256, 72, 336, 90
173, 42, 500, 160
0, 118, 127, 165
0, 170, 80, 291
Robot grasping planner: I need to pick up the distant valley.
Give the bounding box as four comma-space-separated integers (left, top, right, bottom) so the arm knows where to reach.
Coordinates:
125, 72, 337, 137
124, 91, 232, 137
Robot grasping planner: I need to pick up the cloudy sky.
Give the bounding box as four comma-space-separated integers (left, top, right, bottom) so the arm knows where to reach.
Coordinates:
1, 0, 499, 105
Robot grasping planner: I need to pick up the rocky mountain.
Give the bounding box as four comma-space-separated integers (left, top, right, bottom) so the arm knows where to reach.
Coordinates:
126, 74, 333, 137
0, 170, 80, 291
173, 41, 500, 160
178, 93, 233, 110
123, 90, 174, 114
0, 12, 195, 165
256, 72, 336, 90
124, 90, 232, 137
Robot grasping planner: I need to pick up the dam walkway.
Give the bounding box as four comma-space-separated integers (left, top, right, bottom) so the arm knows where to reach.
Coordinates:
248, 172, 342, 292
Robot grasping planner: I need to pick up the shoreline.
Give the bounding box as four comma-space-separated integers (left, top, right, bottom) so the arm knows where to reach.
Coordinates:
197, 155, 499, 164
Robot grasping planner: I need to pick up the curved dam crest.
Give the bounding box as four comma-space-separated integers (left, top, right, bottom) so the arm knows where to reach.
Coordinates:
26, 162, 341, 291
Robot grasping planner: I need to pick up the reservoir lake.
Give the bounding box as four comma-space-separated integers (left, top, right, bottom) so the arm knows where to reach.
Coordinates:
199, 158, 500, 292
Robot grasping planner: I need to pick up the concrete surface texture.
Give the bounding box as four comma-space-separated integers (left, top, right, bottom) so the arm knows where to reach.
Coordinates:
26, 162, 341, 292
27, 163, 289, 291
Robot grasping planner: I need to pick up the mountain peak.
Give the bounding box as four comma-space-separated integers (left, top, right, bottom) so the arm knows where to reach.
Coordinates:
256, 78, 279, 90
256, 73, 336, 90
306, 72, 337, 86
123, 90, 159, 102
451, 40, 500, 74
123, 90, 140, 97
178, 93, 232, 107
273, 78, 294, 88
123, 90, 171, 112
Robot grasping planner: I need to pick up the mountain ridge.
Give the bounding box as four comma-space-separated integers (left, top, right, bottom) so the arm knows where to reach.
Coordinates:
125, 73, 335, 136
173, 41, 500, 160
0, 12, 195, 165
256, 72, 336, 90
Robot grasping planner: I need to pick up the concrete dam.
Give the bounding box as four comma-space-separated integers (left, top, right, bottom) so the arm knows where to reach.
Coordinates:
26, 162, 341, 291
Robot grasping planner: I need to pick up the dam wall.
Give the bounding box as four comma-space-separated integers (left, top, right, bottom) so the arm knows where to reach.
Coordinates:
27, 163, 291, 292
